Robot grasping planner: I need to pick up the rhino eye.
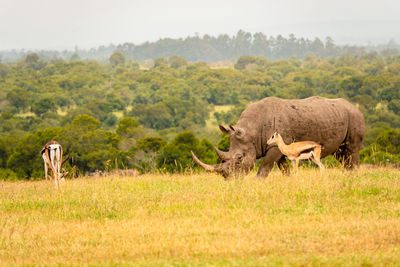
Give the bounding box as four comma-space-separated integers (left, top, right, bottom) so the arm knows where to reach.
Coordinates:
235, 153, 243, 160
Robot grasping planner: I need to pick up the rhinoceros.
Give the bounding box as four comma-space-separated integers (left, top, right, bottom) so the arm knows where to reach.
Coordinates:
192, 96, 365, 178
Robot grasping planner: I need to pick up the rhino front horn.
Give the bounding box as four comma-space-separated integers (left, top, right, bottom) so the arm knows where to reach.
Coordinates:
191, 151, 221, 172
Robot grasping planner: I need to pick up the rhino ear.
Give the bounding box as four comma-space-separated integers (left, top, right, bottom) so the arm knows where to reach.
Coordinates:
228, 125, 246, 137
219, 125, 231, 134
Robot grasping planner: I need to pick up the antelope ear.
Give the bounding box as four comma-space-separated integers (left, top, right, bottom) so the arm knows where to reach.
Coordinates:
229, 125, 236, 131
219, 125, 231, 134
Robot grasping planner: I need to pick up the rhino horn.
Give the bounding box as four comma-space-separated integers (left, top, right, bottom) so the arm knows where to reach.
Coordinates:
214, 146, 230, 161
191, 151, 221, 172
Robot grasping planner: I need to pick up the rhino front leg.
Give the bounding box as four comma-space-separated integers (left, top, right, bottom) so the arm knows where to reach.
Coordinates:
257, 146, 283, 178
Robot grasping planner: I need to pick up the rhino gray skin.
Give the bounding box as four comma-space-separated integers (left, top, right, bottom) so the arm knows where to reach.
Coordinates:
192, 96, 365, 178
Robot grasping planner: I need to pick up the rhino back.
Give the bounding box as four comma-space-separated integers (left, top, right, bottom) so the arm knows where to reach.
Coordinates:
237, 96, 357, 157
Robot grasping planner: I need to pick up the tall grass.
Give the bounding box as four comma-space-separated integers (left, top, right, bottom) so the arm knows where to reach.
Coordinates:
0, 167, 399, 266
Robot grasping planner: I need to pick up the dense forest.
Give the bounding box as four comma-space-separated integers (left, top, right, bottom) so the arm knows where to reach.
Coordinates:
0, 48, 400, 179
1, 31, 400, 63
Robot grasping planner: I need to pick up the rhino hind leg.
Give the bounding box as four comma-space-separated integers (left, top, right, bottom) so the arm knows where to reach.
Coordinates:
334, 143, 361, 169
335, 107, 364, 169
277, 156, 291, 175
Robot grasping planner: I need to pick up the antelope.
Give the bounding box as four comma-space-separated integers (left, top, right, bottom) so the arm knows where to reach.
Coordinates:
267, 132, 324, 174
41, 141, 69, 188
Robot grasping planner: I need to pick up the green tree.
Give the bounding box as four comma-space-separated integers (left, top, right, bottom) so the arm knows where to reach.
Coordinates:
169, 56, 187, 69
156, 131, 217, 173
106, 94, 126, 110
71, 114, 100, 131
388, 99, 400, 115
25, 53, 39, 64
25, 53, 44, 70
109, 51, 126, 67
116, 117, 140, 138
157, 131, 198, 172
31, 96, 57, 116
339, 76, 363, 97
376, 129, 400, 154
129, 137, 167, 173
130, 103, 173, 130
153, 57, 168, 68
234, 56, 257, 70
352, 94, 377, 111
104, 113, 118, 127
378, 80, 400, 101
70, 53, 80, 61
0, 136, 14, 168
136, 137, 167, 152
0, 63, 8, 78
61, 115, 125, 173
83, 100, 113, 122
6, 88, 29, 111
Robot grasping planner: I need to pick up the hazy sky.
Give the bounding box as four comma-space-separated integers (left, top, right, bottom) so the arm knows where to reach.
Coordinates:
1, 0, 399, 50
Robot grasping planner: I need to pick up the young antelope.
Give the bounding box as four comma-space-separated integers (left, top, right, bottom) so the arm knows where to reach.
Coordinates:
267, 132, 324, 174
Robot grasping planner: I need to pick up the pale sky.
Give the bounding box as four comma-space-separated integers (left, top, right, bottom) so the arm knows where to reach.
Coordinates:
1, 0, 399, 50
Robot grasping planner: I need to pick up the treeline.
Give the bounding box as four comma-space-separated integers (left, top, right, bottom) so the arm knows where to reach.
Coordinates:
1, 31, 400, 63
0, 51, 400, 179
0, 115, 219, 179
0, 44, 117, 64
117, 31, 400, 62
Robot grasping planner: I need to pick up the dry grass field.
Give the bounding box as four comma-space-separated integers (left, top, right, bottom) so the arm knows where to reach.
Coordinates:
1, 167, 400, 266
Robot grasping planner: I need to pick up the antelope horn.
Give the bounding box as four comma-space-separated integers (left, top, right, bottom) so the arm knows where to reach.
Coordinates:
61, 154, 70, 167
191, 151, 221, 172
214, 146, 230, 161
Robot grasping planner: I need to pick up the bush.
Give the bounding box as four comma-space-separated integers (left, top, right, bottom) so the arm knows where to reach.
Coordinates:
156, 131, 216, 173
360, 145, 400, 164
31, 96, 57, 116
129, 137, 167, 173
0, 168, 18, 181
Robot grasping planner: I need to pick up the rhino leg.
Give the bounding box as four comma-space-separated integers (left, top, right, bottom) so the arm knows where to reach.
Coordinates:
335, 147, 360, 169
257, 146, 283, 178
336, 109, 364, 169
335, 126, 363, 169
277, 157, 291, 175
334, 145, 360, 169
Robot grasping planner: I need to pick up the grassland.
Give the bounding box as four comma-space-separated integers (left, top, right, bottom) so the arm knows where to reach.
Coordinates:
1, 167, 400, 266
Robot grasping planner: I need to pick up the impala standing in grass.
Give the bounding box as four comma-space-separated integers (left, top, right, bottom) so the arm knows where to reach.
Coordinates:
41, 141, 68, 188
267, 132, 324, 174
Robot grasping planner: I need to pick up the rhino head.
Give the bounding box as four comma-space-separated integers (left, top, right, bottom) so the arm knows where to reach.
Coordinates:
191, 124, 257, 179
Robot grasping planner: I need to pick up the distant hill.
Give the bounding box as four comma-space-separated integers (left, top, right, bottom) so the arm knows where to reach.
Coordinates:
259, 20, 400, 46
1, 30, 399, 63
